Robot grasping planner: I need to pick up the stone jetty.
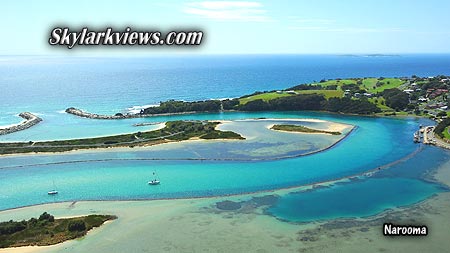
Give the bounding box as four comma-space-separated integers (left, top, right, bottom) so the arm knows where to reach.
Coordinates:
0, 112, 43, 135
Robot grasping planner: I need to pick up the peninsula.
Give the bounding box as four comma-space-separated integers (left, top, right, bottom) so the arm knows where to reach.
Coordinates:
63, 75, 450, 146
0, 121, 244, 155
0, 212, 115, 248
65, 75, 449, 119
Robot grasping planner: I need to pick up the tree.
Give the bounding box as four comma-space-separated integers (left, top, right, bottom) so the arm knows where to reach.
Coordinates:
437, 111, 447, 118
68, 220, 86, 232
38, 212, 54, 222
382, 89, 409, 110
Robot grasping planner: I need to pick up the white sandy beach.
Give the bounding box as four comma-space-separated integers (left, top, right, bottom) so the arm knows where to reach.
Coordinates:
0, 118, 347, 158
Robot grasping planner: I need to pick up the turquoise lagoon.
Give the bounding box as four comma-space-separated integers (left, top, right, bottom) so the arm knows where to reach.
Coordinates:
1, 111, 449, 223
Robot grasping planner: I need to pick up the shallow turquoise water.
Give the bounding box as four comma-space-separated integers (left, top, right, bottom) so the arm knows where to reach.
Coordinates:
267, 146, 450, 222
266, 178, 444, 222
0, 112, 445, 218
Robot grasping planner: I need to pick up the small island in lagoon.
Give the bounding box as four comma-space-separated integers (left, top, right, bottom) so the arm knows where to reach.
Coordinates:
270, 124, 342, 135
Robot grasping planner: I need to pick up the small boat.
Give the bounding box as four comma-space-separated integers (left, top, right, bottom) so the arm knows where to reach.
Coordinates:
148, 171, 160, 185
48, 190, 58, 195
48, 180, 58, 195
148, 179, 160, 185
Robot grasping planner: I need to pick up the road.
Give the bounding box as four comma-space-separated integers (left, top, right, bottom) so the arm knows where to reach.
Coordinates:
426, 126, 450, 150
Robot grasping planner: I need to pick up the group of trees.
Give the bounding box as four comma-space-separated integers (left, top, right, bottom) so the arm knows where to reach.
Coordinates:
324, 97, 381, 114
286, 84, 337, 90
68, 220, 86, 232
140, 92, 381, 116
143, 100, 222, 114
341, 84, 367, 94
435, 118, 450, 139
238, 94, 380, 114
382, 88, 410, 111
142, 99, 241, 114
239, 94, 326, 112
0, 212, 55, 236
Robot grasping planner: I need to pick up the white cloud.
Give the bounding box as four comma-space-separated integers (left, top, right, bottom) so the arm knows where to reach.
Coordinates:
288, 26, 404, 33
184, 1, 271, 22
284, 17, 403, 33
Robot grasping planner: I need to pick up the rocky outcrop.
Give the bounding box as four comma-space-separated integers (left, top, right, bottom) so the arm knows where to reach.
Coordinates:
65, 107, 199, 119
0, 112, 43, 135
65, 107, 136, 119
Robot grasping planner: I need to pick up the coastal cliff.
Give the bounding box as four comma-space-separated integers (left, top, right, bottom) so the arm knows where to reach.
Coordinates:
0, 112, 42, 135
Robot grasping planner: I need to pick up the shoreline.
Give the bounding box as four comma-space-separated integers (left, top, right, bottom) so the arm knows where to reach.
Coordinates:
0, 118, 352, 158
0, 142, 421, 213
0, 145, 447, 253
0, 121, 247, 156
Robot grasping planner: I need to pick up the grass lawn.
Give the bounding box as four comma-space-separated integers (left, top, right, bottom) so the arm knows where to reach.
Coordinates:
362, 78, 404, 93
443, 126, 450, 140
239, 92, 291, 105
313, 78, 404, 93
296, 90, 343, 99
368, 97, 394, 111
313, 79, 357, 89
240, 90, 343, 105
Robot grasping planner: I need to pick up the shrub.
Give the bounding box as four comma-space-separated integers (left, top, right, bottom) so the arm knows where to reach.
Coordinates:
68, 220, 86, 232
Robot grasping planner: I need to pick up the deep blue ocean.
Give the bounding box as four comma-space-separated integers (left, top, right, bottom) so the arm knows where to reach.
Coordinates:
1, 54, 450, 119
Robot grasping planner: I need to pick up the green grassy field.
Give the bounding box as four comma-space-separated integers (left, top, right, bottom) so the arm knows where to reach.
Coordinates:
313, 79, 357, 88
239, 92, 291, 105
368, 97, 394, 111
312, 78, 404, 93
296, 90, 344, 99
362, 78, 404, 93
443, 126, 450, 140
239, 90, 343, 105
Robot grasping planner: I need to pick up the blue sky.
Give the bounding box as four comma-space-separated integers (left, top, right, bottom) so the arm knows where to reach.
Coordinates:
2, 0, 450, 55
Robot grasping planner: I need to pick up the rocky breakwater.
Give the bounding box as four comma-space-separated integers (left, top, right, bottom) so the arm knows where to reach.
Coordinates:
65, 107, 139, 119
0, 112, 43, 135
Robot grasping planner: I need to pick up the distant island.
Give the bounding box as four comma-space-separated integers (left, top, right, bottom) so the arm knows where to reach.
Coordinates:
0, 212, 115, 248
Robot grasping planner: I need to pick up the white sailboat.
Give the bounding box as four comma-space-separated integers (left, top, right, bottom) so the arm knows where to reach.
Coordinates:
148, 172, 160, 185
48, 180, 58, 195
